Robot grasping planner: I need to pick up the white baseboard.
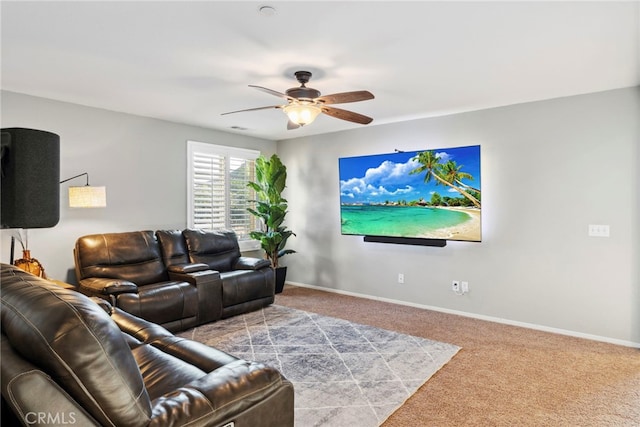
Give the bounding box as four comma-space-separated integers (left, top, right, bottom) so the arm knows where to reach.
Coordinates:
285, 281, 640, 349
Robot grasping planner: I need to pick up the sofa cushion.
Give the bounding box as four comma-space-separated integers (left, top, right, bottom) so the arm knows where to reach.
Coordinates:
156, 229, 190, 267
75, 230, 169, 285
183, 229, 241, 272
0, 265, 152, 426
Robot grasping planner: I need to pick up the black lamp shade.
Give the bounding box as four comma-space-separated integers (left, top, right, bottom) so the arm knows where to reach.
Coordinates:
1, 128, 60, 229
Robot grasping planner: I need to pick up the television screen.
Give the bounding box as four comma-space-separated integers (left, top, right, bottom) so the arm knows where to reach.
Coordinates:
339, 145, 481, 242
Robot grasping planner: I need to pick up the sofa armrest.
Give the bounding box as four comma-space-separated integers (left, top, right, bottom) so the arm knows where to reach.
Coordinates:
111, 309, 268, 401
89, 297, 114, 315
111, 306, 172, 342
1, 335, 101, 426
110, 307, 237, 372
78, 277, 138, 296
166, 263, 210, 274
148, 360, 294, 427
166, 269, 223, 324
166, 268, 220, 283
234, 256, 271, 271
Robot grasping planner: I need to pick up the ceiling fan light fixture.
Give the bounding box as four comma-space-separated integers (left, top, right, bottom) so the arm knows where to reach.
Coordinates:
283, 102, 321, 126
222, 71, 374, 129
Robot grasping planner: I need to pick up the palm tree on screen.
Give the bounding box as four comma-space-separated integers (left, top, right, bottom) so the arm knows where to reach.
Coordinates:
409, 151, 481, 208
440, 160, 481, 208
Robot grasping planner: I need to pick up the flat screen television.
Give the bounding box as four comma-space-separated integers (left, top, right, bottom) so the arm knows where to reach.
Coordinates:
339, 145, 481, 242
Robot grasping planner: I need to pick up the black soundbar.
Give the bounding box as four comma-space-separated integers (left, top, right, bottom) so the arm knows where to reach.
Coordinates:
363, 235, 447, 247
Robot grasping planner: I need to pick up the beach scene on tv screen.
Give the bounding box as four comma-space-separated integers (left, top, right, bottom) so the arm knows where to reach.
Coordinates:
339, 145, 481, 242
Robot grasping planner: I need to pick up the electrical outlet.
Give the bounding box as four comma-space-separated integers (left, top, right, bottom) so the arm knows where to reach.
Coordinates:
588, 224, 610, 237
398, 273, 404, 284
461, 281, 469, 293
451, 280, 460, 292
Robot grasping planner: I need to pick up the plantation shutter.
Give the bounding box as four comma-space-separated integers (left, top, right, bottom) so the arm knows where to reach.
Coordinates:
192, 151, 226, 229
187, 141, 259, 251
228, 156, 256, 239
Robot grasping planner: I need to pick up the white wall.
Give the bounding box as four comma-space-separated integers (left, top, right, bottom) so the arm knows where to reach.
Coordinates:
0, 91, 276, 282
277, 87, 640, 346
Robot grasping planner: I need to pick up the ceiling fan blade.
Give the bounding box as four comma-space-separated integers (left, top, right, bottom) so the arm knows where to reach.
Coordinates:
221, 105, 283, 115
321, 106, 373, 125
287, 120, 301, 130
249, 85, 296, 101
316, 90, 374, 105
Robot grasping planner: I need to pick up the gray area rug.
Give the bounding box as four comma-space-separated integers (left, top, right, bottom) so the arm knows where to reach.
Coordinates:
178, 305, 460, 426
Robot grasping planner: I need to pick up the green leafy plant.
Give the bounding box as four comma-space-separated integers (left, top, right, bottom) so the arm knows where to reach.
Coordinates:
247, 154, 296, 269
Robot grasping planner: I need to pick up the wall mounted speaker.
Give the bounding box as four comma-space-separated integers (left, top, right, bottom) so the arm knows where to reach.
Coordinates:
1, 128, 60, 229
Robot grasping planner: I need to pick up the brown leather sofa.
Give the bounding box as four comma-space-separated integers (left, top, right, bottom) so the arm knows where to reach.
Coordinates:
74, 229, 275, 332
1, 264, 294, 427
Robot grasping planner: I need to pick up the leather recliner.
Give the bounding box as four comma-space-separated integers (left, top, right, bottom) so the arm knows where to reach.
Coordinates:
1, 264, 294, 427
74, 229, 275, 332
179, 229, 275, 319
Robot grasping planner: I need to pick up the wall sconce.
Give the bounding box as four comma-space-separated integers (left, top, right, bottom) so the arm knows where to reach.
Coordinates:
59, 172, 106, 208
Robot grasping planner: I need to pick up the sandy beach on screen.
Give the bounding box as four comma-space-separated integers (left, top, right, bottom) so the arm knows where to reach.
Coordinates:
420, 206, 481, 241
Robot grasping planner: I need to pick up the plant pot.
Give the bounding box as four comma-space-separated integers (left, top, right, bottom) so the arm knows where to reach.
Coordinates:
275, 266, 287, 294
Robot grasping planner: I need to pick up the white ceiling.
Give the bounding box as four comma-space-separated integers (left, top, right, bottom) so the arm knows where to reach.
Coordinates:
2, 1, 638, 141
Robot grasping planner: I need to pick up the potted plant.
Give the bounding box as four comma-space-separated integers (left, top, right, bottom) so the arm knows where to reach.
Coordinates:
247, 154, 296, 293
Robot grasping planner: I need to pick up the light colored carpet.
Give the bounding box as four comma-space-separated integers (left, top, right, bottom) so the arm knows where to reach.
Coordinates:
178, 305, 460, 426
275, 286, 640, 427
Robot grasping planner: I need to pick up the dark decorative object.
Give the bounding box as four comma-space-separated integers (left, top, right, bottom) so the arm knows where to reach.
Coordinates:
1, 128, 60, 229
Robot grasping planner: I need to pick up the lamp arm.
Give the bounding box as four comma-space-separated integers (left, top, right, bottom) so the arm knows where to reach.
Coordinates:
10, 235, 15, 264
60, 172, 89, 185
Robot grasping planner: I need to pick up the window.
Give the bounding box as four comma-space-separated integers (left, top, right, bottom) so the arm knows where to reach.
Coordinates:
187, 141, 260, 251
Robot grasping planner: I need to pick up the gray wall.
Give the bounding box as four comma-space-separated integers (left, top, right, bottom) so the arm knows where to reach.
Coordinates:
2, 88, 638, 346
0, 91, 276, 281
277, 87, 640, 346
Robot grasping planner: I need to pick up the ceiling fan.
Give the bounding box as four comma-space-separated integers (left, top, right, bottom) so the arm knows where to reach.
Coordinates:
222, 71, 374, 130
